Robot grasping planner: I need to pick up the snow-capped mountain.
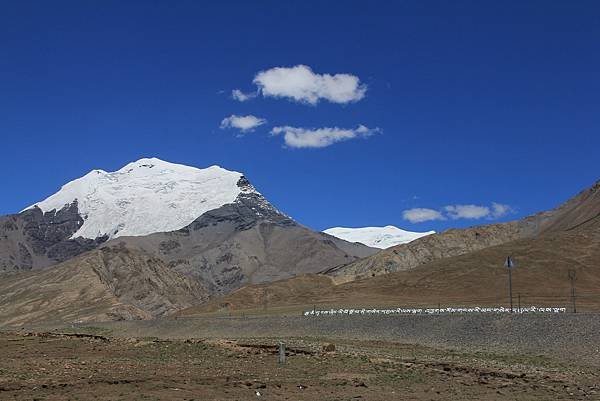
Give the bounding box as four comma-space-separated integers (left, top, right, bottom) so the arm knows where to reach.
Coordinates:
25, 157, 260, 239
323, 225, 434, 249
3, 157, 379, 274
2, 156, 379, 304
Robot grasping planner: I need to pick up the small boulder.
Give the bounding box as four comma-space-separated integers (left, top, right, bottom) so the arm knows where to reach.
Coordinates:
322, 343, 336, 352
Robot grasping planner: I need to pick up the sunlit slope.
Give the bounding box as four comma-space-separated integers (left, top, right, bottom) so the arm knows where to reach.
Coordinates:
182, 220, 600, 314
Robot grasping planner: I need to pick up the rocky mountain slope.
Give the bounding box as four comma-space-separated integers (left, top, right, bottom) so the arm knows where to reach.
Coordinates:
0, 158, 378, 325
0, 202, 108, 272
0, 244, 207, 327
180, 179, 600, 313
323, 225, 434, 249
324, 179, 600, 283
0, 158, 376, 275
184, 210, 600, 314
112, 182, 376, 295
0, 158, 261, 272
537, 179, 600, 234
5, 159, 596, 325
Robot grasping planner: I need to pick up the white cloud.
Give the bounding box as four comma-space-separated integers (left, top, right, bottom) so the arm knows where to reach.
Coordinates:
270, 125, 378, 148
404, 202, 514, 223
231, 89, 257, 102
443, 203, 514, 220
253, 65, 367, 105
491, 202, 513, 218
402, 208, 446, 223
444, 204, 491, 220
220, 114, 266, 133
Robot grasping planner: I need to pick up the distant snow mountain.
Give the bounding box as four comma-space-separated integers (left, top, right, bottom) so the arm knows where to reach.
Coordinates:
25, 157, 258, 239
323, 225, 434, 249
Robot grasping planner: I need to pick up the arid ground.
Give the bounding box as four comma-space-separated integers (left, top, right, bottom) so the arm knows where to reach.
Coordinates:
1, 314, 599, 400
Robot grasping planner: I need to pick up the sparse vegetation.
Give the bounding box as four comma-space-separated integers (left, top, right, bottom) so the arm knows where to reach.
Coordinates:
58, 326, 112, 336
1, 332, 597, 400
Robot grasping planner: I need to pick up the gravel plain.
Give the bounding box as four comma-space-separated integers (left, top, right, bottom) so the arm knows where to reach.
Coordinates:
81, 313, 600, 366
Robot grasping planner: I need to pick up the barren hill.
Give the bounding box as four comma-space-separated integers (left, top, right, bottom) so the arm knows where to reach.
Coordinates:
182, 218, 600, 314
110, 187, 376, 295
3, 170, 598, 326
325, 179, 600, 283
182, 179, 600, 314
0, 244, 207, 327
0, 159, 376, 326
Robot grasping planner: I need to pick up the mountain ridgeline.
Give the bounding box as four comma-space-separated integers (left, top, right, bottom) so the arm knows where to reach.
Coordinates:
324, 179, 600, 283
181, 178, 600, 314
0, 158, 598, 325
0, 158, 377, 325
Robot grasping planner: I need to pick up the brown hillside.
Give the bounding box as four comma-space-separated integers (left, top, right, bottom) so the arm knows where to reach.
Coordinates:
182, 220, 600, 314
0, 244, 207, 327
326, 179, 600, 283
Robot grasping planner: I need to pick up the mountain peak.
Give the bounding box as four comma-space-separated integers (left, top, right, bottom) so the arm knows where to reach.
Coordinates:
25, 158, 253, 240
117, 157, 234, 175
324, 225, 435, 249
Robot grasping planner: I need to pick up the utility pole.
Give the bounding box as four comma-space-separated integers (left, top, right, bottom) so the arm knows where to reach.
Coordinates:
509, 268, 513, 312
568, 270, 577, 313
505, 256, 515, 312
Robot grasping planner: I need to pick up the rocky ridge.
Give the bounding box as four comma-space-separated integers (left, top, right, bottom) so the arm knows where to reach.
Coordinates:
325, 179, 600, 283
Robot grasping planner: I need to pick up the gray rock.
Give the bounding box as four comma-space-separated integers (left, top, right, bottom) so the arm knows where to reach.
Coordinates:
0, 201, 107, 272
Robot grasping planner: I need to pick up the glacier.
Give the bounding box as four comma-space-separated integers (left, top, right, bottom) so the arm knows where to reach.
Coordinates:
25, 157, 255, 239
323, 225, 434, 249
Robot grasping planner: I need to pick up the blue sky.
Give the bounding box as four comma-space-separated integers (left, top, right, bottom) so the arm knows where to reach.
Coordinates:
1, 1, 598, 232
